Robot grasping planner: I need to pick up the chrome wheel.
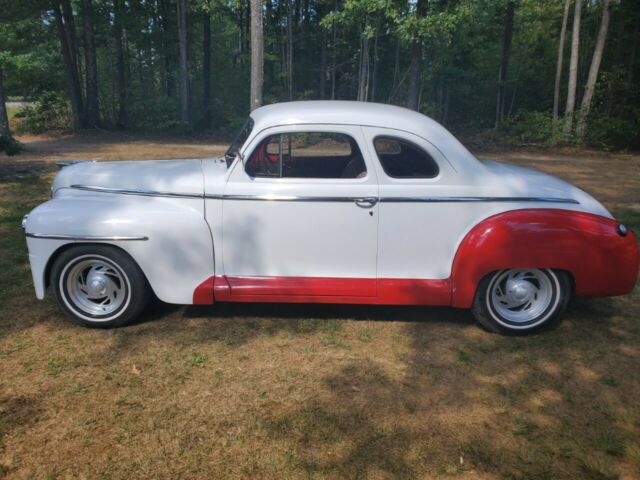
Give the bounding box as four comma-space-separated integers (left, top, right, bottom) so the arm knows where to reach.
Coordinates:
60, 255, 131, 321
487, 269, 559, 327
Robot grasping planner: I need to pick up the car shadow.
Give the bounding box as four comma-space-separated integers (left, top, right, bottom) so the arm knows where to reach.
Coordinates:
135, 298, 476, 326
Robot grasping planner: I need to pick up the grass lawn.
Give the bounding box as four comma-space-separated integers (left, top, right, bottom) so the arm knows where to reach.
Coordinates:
1, 137, 639, 479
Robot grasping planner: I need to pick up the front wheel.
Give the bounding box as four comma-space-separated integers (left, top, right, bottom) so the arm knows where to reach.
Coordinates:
471, 268, 571, 334
50, 245, 150, 328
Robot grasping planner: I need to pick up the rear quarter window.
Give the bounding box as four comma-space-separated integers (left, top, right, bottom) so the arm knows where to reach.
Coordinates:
373, 136, 439, 179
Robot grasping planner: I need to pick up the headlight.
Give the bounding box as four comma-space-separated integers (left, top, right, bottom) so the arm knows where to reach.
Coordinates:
21, 214, 29, 231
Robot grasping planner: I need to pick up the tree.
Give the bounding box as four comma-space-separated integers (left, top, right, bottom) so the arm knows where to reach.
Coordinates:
52, 0, 85, 129
176, 0, 191, 128
407, 0, 427, 111
287, 0, 293, 100
576, 0, 611, 139
203, 11, 211, 125
495, 1, 515, 130
563, 0, 582, 135
0, 68, 22, 156
82, 0, 99, 126
357, 27, 371, 101
0, 68, 10, 137
250, 0, 264, 111
552, 0, 571, 131
113, 0, 127, 128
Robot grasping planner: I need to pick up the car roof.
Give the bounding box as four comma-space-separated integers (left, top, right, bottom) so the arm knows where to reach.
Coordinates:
249, 101, 479, 171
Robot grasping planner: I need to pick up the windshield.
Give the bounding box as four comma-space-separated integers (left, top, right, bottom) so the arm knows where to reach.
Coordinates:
225, 117, 254, 167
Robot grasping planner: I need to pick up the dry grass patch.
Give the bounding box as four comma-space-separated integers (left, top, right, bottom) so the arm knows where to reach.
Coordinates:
0, 137, 639, 479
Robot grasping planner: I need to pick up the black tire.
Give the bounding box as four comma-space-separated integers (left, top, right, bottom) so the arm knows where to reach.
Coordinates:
50, 245, 150, 328
471, 269, 571, 335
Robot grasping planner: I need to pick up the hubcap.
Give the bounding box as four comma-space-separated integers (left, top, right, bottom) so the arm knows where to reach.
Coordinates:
65, 258, 127, 317
490, 269, 554, 324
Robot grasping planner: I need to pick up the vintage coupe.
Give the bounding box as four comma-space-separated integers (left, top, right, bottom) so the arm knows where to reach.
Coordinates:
22, 101, 638, 334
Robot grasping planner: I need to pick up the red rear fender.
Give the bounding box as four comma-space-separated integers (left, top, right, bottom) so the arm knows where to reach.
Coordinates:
450, 209, 639, 308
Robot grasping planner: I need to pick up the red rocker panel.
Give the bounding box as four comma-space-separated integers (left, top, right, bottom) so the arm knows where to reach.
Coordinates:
450, 209, 639, 308
194, 276, 451, 305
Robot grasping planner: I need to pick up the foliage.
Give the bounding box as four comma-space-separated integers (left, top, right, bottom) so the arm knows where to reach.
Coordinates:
0, 0, 637, 148
503, 110, 556, 145
126, 95, 184, 132
14, 92, 72, 134
584, 114, 640, 151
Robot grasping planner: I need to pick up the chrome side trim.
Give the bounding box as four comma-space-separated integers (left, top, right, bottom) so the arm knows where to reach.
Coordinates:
70, 184, 203, 199
26, 233, 148, 241
379, 196, 580, 204
209, 194, 358, 202
69, 185, 579, 205
213, 195, 578, 204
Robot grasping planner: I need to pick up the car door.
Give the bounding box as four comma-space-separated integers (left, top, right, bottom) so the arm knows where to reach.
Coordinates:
361, 126, 467, 283
221, 124, 379, 297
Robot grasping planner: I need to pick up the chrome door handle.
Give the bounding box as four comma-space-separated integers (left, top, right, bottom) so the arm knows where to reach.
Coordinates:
354, 197, 378, 208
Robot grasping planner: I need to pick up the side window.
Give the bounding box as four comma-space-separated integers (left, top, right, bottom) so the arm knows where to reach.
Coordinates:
245, 132, 366, 179
245, 134, 282, 177
373, 136, 439, 179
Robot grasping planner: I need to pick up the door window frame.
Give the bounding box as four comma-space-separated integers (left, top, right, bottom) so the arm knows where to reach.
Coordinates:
231, 124, 377, 185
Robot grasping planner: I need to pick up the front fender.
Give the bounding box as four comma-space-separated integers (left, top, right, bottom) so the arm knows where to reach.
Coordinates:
24, 191, 215, 304
450, 209, 639, 308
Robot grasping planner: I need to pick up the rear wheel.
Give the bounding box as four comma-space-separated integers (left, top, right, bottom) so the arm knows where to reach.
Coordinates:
50, 245, 150, 328
471, 268, 571, 334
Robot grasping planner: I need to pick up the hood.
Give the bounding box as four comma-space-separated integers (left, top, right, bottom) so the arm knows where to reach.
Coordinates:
52, 158, 212, 196
480, 159, 612, 218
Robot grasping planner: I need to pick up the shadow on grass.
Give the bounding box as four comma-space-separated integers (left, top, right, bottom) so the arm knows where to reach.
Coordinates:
252, 293, 638, 479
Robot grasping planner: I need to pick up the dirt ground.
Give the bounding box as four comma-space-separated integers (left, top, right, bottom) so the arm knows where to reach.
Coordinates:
0, 133, 639, 479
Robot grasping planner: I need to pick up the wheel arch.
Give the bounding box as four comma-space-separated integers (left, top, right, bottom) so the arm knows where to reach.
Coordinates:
43, 242, 154, 295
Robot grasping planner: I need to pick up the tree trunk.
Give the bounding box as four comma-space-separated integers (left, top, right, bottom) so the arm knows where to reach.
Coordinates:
61, 0, 80, 74
287, 0, 293, 100
391, 39, 400, 97
52, 0, 85, 130
576, 0, 610, 139
250, 0, 264, 111
495, 1, 515, 130
553, 0, 571, 131
294, 0, 300, 28
563, 0, 582, 135
357, 32, 370, 102
371, 33, 379, 102
82, 0, 99, 127
203, 12, 211, 125
113, 0, 127, 128
320, 27, 327, 99
627, 13, 639, 87
0, 69, 10, 138
407, 42, 422, 110
330, 20, 336, 99
176, 0, 191, 128
407, 0, 427, 111
160, 0, 174, 97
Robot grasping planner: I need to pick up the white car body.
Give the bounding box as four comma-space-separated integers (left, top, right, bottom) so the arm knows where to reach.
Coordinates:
23, 101, 637, 316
